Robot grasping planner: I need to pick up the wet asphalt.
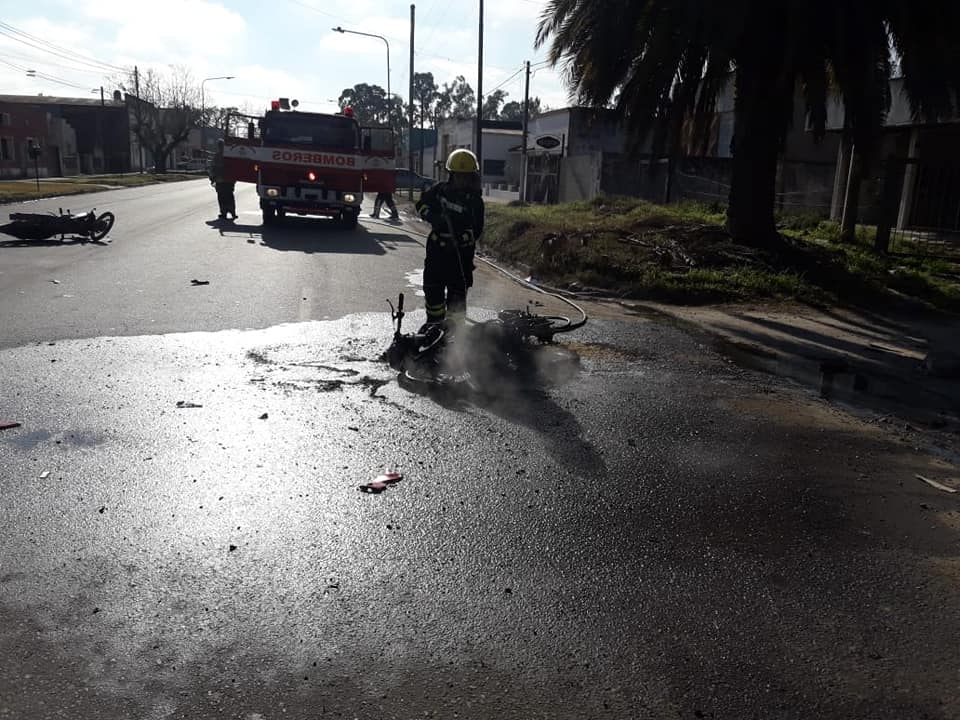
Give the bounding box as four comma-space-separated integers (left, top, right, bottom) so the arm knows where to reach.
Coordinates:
1, 183, 959, 719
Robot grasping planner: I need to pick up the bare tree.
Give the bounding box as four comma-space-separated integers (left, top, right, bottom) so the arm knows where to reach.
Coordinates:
119, 66, 202, 173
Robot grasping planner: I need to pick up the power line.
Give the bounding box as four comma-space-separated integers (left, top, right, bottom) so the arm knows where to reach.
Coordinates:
0, 20, 126, 71
0, 28, 121, 74
0, 57, 91, 91
0, 50, 111, 77
486, 65, 525, 96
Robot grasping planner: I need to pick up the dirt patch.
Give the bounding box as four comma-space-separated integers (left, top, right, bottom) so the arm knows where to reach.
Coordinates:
483, 198, 960, 310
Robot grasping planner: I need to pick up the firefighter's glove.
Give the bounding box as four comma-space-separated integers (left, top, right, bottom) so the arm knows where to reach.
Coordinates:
460, 230, 475, 246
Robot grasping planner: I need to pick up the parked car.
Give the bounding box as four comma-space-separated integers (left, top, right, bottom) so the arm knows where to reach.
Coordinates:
394, 168, 434, 191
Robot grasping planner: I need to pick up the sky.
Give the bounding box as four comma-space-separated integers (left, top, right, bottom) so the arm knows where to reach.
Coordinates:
0, 0, 572, 116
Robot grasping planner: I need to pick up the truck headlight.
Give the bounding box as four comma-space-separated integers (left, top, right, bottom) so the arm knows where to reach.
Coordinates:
265, 187, 279, 197
343, 193, 356, 203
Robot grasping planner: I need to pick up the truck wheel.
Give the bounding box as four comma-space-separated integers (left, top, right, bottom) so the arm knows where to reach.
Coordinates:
340, 212, 359, 230
262, 206, 276, 224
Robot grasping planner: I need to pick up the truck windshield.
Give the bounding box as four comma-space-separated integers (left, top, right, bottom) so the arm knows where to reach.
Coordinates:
261, 113, 359, 150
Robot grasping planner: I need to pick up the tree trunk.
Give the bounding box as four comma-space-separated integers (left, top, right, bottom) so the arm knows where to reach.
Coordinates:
153, 146, 169, 173
726, 56, 788, 249
840, 148, 862, 243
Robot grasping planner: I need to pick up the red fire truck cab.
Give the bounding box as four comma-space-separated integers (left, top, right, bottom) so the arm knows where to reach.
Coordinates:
222, 102, 395, 229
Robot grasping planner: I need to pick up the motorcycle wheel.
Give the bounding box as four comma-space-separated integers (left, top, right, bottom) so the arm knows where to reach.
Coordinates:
90, 212, 115, 241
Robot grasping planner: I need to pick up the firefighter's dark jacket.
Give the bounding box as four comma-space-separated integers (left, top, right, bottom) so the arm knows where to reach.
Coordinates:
415, 182, 484, 245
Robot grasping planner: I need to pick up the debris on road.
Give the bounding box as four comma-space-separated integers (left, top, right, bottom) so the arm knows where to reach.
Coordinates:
259, 412, 268, 419
176, 400, 203, 409
39, 470, 50, 479
49, 279, 60, 284
358, 470, 403, 494
229, 545, 237, 552
0, 422, 21, 431
190, 279, 210, 286
916, 474, 958, 494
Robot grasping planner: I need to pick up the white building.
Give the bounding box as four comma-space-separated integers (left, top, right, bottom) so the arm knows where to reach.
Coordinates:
426, 118, 522, 187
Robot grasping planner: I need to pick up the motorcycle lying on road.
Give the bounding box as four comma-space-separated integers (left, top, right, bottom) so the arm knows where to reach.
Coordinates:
0, 208, 115, 242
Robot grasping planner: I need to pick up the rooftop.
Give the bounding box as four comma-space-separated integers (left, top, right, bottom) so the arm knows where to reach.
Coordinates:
0, 94, 126, 108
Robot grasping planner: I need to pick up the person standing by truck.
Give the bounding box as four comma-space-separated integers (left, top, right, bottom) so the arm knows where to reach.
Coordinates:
208, 139, 236, 221
371, 191, 399, 221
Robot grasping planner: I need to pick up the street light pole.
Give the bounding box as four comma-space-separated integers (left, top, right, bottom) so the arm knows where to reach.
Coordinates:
476, 0, 484, 176
331, 26, 393, 165
409, 4, 415, 200
201, 75, 235, 170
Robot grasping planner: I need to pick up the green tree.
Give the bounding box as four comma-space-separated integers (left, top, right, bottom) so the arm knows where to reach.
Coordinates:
439, 75, 476, 119
413, 72, 439, 127
338, 83, 400, 128
501, 97, 541, 122
482, 89, 509, 120
537, 1, 960, 248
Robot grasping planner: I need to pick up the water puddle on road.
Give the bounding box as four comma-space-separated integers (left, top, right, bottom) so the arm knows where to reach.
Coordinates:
1, 428, 108, 450
403, 269, 425, 297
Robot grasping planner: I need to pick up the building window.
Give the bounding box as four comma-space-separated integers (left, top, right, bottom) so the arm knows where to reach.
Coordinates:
0, 113, 10, 126
483, 159, 506, 176
0, 137, 13, 161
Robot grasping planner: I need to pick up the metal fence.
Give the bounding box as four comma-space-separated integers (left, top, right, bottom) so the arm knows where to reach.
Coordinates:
876, 157, 960, 259
672, 157, 836, 215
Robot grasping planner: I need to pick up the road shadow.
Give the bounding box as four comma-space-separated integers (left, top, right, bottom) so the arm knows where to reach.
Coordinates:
206, 215, 421, 255
0, 236, 109, 248
707, 314, 960, 427
397, 340, 606, 474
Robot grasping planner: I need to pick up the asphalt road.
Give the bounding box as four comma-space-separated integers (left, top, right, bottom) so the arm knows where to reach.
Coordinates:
1, 182, 959, 719
0, 180, 530, 349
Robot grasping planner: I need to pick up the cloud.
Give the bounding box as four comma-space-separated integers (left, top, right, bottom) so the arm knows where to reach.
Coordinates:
81, 0, 246, 60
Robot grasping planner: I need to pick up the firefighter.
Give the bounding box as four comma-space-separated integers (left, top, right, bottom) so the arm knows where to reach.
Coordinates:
371, 191, 399, 220
415, 148, 484, 330
208, 139, 236, 221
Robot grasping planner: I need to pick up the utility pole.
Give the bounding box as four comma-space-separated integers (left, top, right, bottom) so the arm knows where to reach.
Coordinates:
476, 0, 484, 176
99, 86, 105, 174
520, 60, 530, 205
408, 3, 415, 200
134, 66, 144, 173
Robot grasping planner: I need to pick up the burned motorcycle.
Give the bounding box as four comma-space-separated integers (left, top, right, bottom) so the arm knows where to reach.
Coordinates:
0, 208, 115, 242
385, 290, 587, 389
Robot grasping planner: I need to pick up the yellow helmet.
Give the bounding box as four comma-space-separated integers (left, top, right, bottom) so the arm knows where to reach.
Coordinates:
445, 148, 479, 173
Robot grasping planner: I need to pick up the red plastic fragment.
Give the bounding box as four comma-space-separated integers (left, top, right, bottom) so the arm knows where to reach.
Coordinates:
358, 471, 403, 494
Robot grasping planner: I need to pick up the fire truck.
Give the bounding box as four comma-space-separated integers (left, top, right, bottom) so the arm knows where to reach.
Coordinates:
222, 99, 395, 229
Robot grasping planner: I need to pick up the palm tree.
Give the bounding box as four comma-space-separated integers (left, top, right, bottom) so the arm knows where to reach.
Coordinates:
536, 1, 960, 248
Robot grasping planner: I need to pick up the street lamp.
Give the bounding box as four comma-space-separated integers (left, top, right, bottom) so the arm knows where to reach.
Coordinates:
201, 75, 235, 169
332, 26, 392, 140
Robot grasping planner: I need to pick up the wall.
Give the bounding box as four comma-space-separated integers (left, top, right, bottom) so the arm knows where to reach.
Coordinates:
48, 116, 79, 176
0, 102, 51, 178
568, 109, 629, 156
480, 130, 521, 183
560, 152, 602, 202
527, 110, 570, 149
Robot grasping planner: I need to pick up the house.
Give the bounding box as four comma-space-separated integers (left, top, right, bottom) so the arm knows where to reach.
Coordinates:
518, 107, 632, 203
0, 100, 55, 178
825, 76, 960, 241
0, 93, 136, 177
429, 118, 522, 185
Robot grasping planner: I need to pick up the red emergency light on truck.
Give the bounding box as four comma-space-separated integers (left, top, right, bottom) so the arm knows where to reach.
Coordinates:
222, 101, 395, 229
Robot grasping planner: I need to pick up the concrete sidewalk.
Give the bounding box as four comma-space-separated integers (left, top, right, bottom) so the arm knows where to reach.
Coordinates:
621, 301, 960, 431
